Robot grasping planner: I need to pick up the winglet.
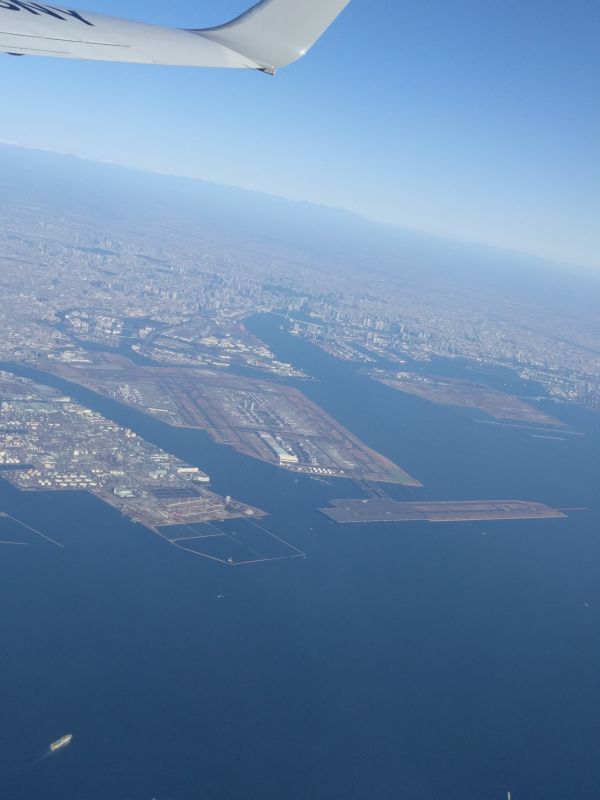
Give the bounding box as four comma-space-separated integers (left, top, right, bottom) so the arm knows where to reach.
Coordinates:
191, 0, 350, 72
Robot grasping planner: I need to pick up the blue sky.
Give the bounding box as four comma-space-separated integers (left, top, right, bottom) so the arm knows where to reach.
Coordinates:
1, 0, 599, 268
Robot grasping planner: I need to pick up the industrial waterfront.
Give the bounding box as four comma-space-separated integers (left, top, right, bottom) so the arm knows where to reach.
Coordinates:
1, 317, 599, 800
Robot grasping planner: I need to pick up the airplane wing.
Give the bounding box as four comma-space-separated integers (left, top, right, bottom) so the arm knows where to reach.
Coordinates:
0, 0, 350, 73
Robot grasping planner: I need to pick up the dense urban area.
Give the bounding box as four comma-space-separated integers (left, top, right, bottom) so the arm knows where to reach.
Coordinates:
2, 162, 599, 412
0, 371, 260, 530
1, 150, 599, 537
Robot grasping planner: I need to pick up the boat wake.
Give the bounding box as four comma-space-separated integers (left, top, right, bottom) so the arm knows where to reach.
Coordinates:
0, 735, 72, 781
0, 749, 50, 780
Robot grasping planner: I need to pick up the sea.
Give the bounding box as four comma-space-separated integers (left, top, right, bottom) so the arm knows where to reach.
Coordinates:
1, 313, 599, 800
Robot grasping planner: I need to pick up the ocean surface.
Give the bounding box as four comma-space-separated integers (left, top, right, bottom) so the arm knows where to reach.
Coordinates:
1, 314, 599, 800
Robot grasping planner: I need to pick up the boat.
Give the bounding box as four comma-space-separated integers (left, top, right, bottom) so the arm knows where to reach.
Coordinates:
50, 734, 73, 753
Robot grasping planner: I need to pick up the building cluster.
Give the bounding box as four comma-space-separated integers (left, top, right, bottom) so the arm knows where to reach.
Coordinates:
0, 371, 254, 528
0, 184, 599, 413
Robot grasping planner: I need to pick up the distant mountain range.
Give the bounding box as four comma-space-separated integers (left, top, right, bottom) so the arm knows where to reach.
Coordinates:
2, 142, 599, 310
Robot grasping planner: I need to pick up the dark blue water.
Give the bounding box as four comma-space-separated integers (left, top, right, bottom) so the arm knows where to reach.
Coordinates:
1, 316, 599, 800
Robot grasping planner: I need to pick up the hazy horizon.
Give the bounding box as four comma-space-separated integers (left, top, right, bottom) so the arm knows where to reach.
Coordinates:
2, 6, 600, 798
1, 0, 598, 269
3, 140, 598, 278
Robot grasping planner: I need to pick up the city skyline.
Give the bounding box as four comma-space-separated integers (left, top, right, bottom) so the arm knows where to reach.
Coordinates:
1, 0, 599, 269
2, 139, 598, 277
2, 144, 599, 413
2, 104, 600, 800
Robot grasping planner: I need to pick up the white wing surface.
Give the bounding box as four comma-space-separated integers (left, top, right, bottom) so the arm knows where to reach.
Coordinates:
0, 0, 350, 71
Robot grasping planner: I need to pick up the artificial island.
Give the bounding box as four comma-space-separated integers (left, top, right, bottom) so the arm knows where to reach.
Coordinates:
41, 353, 421, 486
0, 370, 262, 533
320, 498, 567, 525
371, 371, 570, 431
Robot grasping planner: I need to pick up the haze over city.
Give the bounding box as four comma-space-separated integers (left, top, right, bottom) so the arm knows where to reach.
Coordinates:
1, 3, 600, 799
1, 0, 599, 268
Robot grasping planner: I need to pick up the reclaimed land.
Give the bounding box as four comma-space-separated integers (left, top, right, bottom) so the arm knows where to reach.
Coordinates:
373, 371, 568, 429
43, 354, 421, 486
320, 499, 566, 524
